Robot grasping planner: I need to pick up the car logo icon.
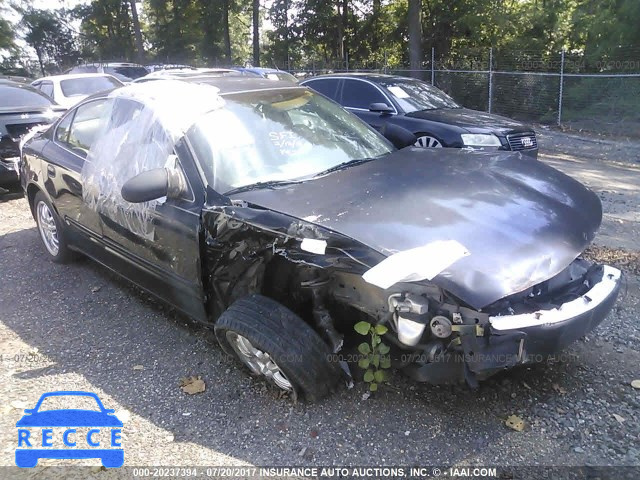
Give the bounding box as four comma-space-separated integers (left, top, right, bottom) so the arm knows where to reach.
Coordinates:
15, 391, 124, 468
522, 137, 534, 148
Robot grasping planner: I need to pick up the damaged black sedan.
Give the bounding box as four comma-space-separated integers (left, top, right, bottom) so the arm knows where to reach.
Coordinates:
21, 77, 621, 401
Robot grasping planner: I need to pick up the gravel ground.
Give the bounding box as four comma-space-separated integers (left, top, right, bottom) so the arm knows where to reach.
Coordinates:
1, 129, 639, 478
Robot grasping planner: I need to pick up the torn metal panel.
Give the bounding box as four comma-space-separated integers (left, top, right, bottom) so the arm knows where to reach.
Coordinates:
200, 204, 385, 317
230, 148, 602, 308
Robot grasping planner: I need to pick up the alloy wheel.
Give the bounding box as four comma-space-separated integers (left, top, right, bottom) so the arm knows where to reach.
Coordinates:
36, 201, 59, 256
226, 331, 293, 392
415, 135, 443, 148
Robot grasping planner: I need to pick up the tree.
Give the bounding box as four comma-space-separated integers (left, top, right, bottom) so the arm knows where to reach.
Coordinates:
129, 0, 144, 63
252, 0, 260, 66
74, 0, 136, 62
0, 0, 16, 54
408, 0, 422, 77
17, 6, 80, 75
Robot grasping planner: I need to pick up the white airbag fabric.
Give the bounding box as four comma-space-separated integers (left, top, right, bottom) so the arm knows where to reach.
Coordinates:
362, 240, 470, 289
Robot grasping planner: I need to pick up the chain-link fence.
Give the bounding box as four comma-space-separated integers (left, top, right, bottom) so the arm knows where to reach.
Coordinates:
291, 47, 640, 138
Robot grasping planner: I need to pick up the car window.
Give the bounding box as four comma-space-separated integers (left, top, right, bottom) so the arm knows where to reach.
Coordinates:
104, 66, 148, 81
0, 83, 54, 109
187, 88, 393, 194
39, 82, 54, 98
378, 78, 460, 112
304, 79, 340, 101
60, 76, 122, 97
65, 99, 109, 156
341, 79, 388, 110
55, 111, 74, 143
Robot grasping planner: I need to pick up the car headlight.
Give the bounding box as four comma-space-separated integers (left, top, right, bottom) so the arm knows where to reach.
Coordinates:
461, 134, 501, 147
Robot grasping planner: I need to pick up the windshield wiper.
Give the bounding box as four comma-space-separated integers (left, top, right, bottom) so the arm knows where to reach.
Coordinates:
225, 179, 302, 196
312, 157, 375, 177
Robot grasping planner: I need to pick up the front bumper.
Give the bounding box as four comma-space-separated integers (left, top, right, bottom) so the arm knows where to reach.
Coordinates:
404, 265, 621, 384
489, 265, 621, 357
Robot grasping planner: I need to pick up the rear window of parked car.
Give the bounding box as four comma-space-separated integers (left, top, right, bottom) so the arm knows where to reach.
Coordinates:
0, 84, 53, 109
61, 77, 122, 97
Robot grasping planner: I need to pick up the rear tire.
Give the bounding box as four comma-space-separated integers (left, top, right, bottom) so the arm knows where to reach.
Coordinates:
215, 294, 340, 402
33, 191, 73, 263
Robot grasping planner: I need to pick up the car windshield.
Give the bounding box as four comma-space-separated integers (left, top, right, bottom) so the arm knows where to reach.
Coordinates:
104, 66, 148, 81
378, 78, 460, 112
0, 83, 54, 109
60, 76, 122, 97
264, 71, 297, 82
37, 395, 102, 412
187, 88, 393, 194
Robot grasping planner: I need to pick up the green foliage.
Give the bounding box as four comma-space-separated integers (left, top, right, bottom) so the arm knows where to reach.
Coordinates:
72, 0, 136, 62
0, 0, 16, 54
4, 0, 639, 77
13, 5, 80, 74
354, 320, 391, 393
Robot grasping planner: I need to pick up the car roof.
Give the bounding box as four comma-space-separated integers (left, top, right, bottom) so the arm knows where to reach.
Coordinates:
0, 79, 55, 97
74, 62, 144, 67
180, 75, 304, 94
304, 72, 412, 82
33, 73, 119, 82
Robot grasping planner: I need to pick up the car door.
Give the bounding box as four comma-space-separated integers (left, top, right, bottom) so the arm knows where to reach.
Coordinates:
41, 98, 109, 243
90, 97, 207, 321
339, 79, 397, 131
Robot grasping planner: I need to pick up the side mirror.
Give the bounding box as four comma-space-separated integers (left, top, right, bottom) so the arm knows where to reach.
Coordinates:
121, 168, 185, 203
369, 102, 394, 114
379, 123, 418, 149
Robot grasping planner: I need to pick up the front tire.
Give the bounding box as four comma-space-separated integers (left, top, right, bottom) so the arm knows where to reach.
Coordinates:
215, 294, 340, 402
34, 191, 73, 263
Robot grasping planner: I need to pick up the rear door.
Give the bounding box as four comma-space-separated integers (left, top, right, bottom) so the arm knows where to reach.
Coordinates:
41, 98, 109, 239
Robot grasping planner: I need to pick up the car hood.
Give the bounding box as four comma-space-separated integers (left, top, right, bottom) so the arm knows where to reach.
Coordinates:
230, 148, 602, 308
16, 410, 123, 427
406, 107, 530, 135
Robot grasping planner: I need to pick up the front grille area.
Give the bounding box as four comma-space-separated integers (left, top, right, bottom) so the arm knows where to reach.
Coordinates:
507, 132, 538, 151
5, 122, 44, 139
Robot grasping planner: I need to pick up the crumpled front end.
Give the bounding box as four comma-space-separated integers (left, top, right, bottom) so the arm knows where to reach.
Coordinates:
383, 258, 621, 386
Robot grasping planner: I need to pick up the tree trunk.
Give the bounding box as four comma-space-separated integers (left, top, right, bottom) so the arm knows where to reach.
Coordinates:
408, 0, 422, 79
223, 0, 232, 62
129, 0, 144, 63
252, 0, 260, 66
35, 45, 45, 77
341, 0, 349, 68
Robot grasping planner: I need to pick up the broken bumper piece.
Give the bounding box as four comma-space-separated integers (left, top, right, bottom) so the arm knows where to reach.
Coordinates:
404, 265, 621, 385
489, 265, 621, 358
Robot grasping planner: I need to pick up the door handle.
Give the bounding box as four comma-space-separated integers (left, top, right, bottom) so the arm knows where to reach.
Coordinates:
47, 165, 55, 178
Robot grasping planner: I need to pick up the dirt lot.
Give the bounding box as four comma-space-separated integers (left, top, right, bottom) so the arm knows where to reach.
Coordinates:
1, 129, 639, 478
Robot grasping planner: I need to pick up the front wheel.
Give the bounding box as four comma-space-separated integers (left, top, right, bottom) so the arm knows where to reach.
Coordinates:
414, 134, 443, 148
215, 294, 340, 402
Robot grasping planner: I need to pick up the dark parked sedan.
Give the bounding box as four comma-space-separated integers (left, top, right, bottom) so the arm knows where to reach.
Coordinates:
21, 77, 619, 401
302, 73, 538, 158
1, 80, 63, 188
